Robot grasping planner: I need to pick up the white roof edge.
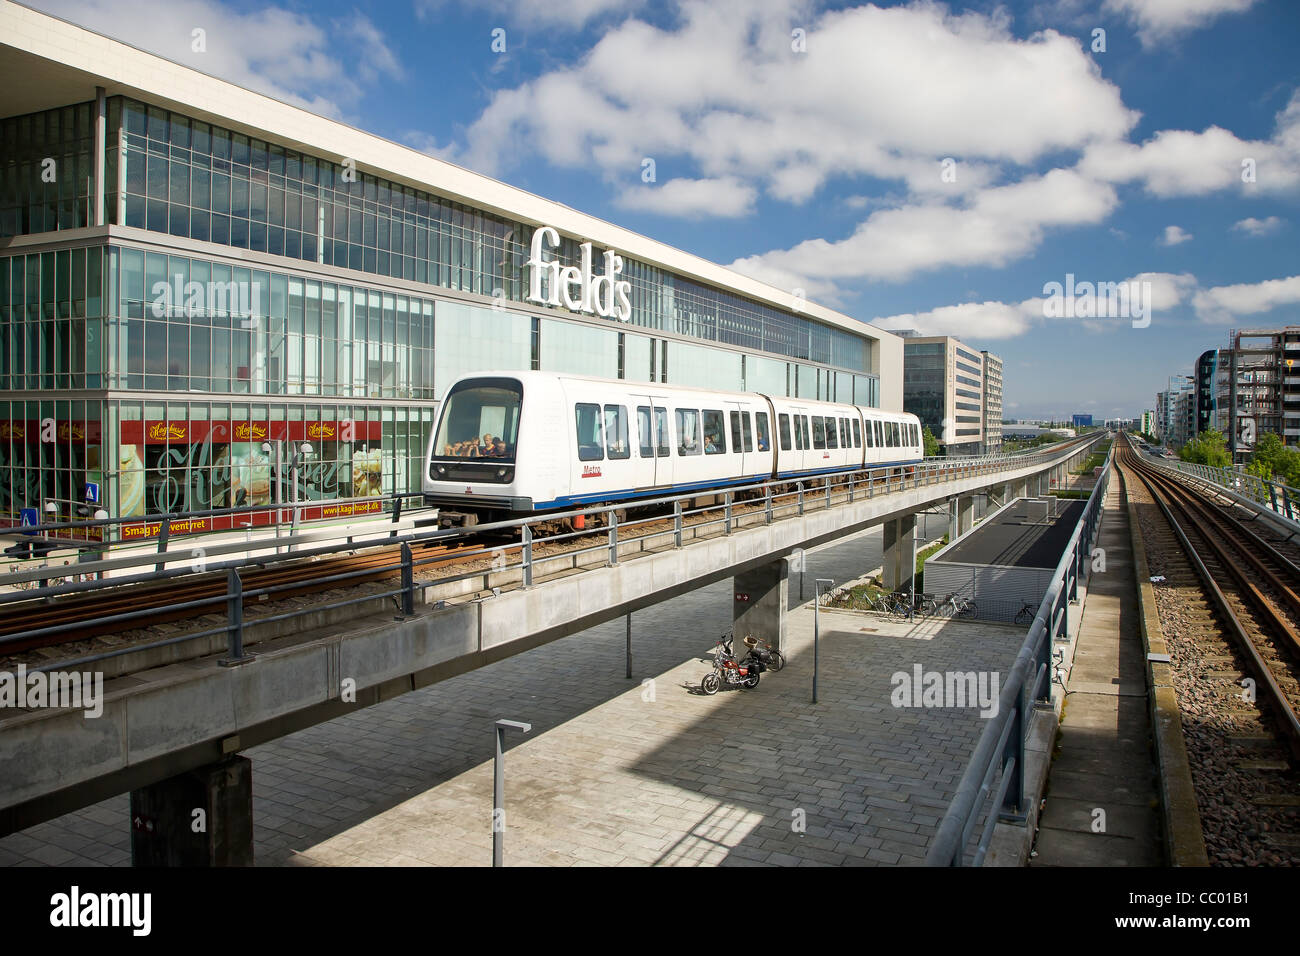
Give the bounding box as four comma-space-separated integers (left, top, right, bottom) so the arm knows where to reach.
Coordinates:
1, 0, 894, 349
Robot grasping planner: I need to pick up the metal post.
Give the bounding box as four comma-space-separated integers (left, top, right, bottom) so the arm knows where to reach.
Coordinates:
608, 508, 619, 565
492, 719, 532, 867
848, 474, 855, 502
521, 524, 533, 588
625, 613, 632, 679
400, 542, 414, 617
219, 568, 251, 666
797, 482, 804, 516
813, 578, 832, 704
155, 515, 171, 573
724, 492, 732, 535
825, 478, 832, 509
765, 485, 772, 524
673, 501, 683, 548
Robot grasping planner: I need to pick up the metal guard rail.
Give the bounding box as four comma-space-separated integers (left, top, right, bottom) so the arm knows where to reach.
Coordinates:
925, 445, 1114, 866
4, 432, 1107, 674
1147, 456, 1300, 526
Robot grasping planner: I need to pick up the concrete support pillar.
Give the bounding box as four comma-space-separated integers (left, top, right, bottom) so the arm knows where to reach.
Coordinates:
882, 513, 918, 593
957, 495, 975, 537
734, 557, 790, 652
948, 497, 959, 542
130, 756, 254, 866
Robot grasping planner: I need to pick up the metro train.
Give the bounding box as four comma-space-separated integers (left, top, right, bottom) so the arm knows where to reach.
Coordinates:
422, 371, 924, 528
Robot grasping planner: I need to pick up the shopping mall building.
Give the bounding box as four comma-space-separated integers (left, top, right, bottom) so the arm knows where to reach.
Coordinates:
0, 2, 902, 539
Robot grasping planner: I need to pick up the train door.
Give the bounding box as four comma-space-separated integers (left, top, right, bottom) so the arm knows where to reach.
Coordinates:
635, 396, 674, 489
728, 404, 750, 477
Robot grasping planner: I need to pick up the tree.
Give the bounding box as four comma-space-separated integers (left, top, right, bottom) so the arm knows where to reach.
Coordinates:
921, 425, 941, 458
1247, 432, 1300, 487
1179, 429, 1231, 468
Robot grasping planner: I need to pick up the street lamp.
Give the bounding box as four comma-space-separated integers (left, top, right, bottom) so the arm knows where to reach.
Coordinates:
814, 578, 833, 704
493, 719, 532, 867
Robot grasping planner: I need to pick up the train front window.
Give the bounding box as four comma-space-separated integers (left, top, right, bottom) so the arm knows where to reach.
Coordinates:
433, 379, 521, 460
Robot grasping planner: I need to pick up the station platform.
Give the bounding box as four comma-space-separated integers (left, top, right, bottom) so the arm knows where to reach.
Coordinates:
1030, 478, 1162, 866
0, 511, 1042, 868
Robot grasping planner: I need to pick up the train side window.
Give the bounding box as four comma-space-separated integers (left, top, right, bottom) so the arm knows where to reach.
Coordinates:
729, 411, 743, 452
865, 419, 874, 448
812, 417, 826, 450
793, 415, 804, 450
702, 409, 726, 455
778, 413, 792, 451
655, 407, 670, 457
755, 412, 770, 452
853, 419, 861, 448
839, 418, 849, 448
825, 416, 838, 449
741, 412, 754, 452
637, 406, 653, 457
890, 422, 899, 447
605, 405, 630, 460
576, 403, 604, 461
874, 421, 883, 447
676, 409, 702, 456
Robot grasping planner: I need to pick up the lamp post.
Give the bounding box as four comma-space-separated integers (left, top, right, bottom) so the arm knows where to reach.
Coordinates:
814, 578, 832, 704
493, 719, 532, 867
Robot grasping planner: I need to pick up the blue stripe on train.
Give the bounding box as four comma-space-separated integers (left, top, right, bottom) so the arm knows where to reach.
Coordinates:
532, 458, 921, 510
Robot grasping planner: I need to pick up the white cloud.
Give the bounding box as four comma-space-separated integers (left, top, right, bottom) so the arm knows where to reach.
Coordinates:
1231, 215, 1284, 236
416, 0, 641, 29
30, 0, 403, 118
875, 300, 1038, 340
877, 271, 1198, 341
731, 168, 1118, 287
1160, 225, 1193, 245
1079, 91, 1300, 197
1193, 275, 1300, 322
614, 176, 756, 218
455, 0, 1136, 200
1103, 0, 1260, 47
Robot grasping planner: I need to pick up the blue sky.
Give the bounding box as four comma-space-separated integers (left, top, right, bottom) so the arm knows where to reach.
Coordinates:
30, 0, 1300, 420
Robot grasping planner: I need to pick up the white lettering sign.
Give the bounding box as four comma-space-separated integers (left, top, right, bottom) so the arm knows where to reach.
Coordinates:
527, 226, 632, 322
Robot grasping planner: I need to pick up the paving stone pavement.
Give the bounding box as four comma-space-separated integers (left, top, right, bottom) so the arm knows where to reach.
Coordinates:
4, 506, 1025, 867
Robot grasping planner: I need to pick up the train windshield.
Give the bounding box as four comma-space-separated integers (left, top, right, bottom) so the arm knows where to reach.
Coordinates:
433, 378, 522, 461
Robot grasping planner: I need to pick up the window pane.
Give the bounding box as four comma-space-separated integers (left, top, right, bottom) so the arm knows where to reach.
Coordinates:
702, 409, 725, 454
675, 408, 700, 456
604, 405, 629, 459
778, 413, 791, 451
637, 406, 653, 457
576, 403, 603, 461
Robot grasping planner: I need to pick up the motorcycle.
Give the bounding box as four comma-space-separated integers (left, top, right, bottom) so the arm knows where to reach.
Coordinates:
721, 632, 787, 673
700, 641, 760, 695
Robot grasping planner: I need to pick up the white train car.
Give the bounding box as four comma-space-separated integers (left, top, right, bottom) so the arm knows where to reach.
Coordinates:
423, 371, 922, 527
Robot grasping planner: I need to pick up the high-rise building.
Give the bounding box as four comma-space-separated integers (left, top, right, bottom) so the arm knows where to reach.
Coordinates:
1188, 328, 1300, 464
889, 332, 984, 455
980, 350, 1002, 454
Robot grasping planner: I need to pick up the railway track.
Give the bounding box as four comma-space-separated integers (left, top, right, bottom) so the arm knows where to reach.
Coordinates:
1118, 436, 1300, 865
0, 446, 1087, 667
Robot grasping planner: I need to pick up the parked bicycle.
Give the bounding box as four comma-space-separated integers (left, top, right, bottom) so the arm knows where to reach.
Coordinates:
1014, 600, 1038, 626
944, 593, 978, 618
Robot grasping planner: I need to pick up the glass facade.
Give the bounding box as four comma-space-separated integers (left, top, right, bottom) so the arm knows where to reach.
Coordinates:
0, 94, 888, 536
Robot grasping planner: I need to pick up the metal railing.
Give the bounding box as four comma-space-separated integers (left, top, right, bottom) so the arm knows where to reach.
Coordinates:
1147, 456, 1300, 525
2, 433, 1105, 676
925, 443, 1113, 867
